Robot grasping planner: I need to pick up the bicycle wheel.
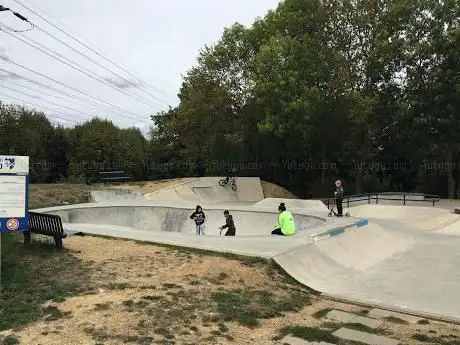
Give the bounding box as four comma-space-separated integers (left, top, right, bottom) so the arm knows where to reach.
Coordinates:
231, 183, 237, 191
219, 179, 227, 186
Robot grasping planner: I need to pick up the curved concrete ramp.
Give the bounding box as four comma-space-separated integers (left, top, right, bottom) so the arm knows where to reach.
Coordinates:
274, 222, 460, 321
145, 177, 264, 203
90, 189, 146, 202
349, 204, 460, 231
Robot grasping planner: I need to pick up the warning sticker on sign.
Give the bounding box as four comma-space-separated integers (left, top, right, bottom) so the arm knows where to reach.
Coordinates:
6, 218, 19, 231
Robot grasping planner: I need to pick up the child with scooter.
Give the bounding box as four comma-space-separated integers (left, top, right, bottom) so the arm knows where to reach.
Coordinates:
328, 180, 350, 217
190, 205, 206, 235
219, 210, 236, 236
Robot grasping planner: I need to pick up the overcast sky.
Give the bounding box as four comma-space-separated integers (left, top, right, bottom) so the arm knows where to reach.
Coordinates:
0, 0, 281, 133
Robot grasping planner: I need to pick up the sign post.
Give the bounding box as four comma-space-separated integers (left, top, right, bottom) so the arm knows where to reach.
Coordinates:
0, 155, 29, 287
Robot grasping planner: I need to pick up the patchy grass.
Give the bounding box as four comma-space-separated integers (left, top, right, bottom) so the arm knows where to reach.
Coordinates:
0, 232, 93, 331
418, 319, 430, 325
277, 325, 371, 345
412, 333, 460, 344
312, 308, 333, 319
276, 326, 339, 343
343, 322, 385, 335
384, 316, 410, 325
212, 288, 310, 327
0, 335, 20, 345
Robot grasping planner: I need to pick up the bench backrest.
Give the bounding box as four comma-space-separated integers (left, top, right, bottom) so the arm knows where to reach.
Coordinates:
28, 212, 64, 235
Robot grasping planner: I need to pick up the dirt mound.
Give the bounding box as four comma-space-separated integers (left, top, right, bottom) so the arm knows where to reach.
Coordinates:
261, 181, 298, 199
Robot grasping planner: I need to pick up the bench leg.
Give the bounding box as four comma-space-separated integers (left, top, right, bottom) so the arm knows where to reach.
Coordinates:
24, 231, 31, 244
54, 236, 63, 250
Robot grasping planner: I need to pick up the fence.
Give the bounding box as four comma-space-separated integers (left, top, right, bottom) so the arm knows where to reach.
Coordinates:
322, 192, 440, 209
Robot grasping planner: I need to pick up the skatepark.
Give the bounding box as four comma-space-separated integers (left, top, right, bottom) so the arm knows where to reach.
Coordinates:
34, 176, 460, 323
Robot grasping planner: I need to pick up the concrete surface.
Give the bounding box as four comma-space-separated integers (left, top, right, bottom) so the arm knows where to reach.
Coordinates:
90, 189, 146, 202
279, 335, 335, 345
333, 328, 399, 345
32, 177, 460, 323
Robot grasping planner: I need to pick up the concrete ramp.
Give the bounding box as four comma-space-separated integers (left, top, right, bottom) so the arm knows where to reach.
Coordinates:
253, 198, 329, 212
90, 189, 146, 202
274, 222, 460, 321
145, 177, 264, 203
349, 204, 460, 231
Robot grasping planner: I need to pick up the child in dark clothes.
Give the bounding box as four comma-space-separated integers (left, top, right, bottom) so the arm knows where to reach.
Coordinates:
190, 205, 206, 235
219, 210, 236, 236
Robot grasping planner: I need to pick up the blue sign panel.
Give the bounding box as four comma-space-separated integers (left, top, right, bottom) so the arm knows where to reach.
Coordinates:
0, 156, 29, 232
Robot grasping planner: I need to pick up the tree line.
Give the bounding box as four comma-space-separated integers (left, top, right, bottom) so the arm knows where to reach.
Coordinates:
1, 0, 459, 198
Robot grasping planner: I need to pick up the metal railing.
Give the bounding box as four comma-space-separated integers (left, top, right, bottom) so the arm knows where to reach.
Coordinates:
322, 192, 440, 209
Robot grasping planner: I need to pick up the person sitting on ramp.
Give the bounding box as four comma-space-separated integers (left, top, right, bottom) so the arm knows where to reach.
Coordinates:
271, 203, 296, 236
190, 205, 206, 235
219, 210, 236, 236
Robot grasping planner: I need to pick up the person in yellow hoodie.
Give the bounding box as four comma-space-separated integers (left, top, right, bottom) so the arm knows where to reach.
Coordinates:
271, 203, 296, 236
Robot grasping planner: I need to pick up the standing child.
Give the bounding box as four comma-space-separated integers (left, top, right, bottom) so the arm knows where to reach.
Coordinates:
190, 205, 206, 235
219, 210, 236, 236
334, 180, 344, 216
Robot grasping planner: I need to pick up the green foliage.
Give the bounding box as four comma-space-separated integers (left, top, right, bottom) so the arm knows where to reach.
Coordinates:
1, 0, 460, 197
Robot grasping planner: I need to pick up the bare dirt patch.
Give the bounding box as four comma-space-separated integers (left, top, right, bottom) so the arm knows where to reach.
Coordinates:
261, 180, 298, 199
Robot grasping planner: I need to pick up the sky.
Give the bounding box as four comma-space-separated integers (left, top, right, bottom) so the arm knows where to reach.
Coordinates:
0, 0, 281, 133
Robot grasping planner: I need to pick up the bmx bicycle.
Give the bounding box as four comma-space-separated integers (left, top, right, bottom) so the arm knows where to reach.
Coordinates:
219, 176, 237, 191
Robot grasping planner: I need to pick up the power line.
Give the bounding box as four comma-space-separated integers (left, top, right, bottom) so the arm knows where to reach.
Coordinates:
1, 29, 164, 110
9, 0, 175, 102
0, 82, 98, 121
0, 92, 80, 125
0, 78, 123, 117
0, 56, 152, 123
34, 25, 171, 106
0, 67, 149, 121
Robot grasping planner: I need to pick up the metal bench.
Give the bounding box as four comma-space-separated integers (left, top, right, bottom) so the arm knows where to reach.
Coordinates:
99, 171, 131, 184
24, 212, 69, 249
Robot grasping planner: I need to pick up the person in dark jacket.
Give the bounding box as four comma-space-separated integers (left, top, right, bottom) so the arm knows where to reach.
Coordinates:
190, 205, 206, 235
219, 210, 236, 236
334, 180, 344, 216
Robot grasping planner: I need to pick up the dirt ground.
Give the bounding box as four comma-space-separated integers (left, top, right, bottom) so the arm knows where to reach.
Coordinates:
261, 181, 298, 199
4, 180, 459, 345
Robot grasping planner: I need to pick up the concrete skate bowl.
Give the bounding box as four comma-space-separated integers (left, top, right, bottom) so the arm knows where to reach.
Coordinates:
274, 220, 460, 322
41, 204, 327, 236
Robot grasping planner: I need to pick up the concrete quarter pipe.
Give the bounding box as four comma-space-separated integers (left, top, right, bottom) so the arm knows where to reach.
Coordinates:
39, 177, 460, 322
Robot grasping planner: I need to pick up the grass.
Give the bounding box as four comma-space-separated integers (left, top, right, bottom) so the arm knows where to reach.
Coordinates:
385, 316, 410, 325
343, 322, 385, 335
418, 319, 430, 325
277, 325, 370, 345
313, 308, 333, 319
0, 232, 93, 331
276, 326, 339, 343
412, 333, 460, 344
0, 335, 20, 345
212, 288, 311, 327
